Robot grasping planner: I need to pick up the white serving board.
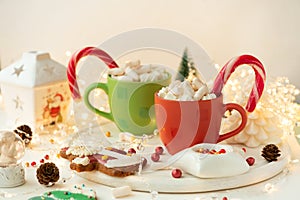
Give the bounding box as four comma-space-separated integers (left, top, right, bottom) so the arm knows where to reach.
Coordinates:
71, 122, 290, 193
77, 156, 288, 193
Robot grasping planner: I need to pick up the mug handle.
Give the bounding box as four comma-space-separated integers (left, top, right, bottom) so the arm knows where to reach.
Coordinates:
217, 103, 247, 142
83, 82, 114, 121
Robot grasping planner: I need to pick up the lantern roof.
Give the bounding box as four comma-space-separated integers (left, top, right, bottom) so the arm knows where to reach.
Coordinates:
0, 51, 67, 87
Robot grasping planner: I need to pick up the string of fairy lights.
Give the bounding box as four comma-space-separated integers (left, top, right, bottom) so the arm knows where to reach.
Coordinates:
220, 64, 300, 136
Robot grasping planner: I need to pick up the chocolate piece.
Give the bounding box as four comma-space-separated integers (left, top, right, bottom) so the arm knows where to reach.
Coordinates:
14, 124, 33, 145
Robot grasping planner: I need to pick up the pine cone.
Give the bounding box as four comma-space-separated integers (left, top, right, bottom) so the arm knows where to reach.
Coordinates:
261, 144, 281, 162
14, 125, 33, 145
36, 162, 60, 186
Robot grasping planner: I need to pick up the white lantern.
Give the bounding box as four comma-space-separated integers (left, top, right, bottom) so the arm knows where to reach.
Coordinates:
0, 51, 71, 131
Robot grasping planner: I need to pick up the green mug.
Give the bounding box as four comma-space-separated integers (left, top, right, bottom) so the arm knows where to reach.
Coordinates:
84, 74, 171, 135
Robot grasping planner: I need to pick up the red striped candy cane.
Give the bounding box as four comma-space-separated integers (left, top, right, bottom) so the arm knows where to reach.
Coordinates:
67, 47, 119, 101
211, 55, 266, 112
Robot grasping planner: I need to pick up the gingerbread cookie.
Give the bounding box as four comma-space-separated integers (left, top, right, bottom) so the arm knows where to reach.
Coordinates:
60, 146, 145, 177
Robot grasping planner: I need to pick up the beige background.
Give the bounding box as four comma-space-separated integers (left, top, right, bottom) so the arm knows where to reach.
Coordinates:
1, 0, 299, 99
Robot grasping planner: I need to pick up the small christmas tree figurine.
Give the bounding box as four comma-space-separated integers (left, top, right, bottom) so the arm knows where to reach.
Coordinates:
189, 60, 200, 78
176, 48, 190, 81
176, 48, 200, 81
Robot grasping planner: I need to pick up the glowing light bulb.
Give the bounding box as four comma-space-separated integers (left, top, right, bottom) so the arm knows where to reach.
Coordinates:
65, 50, 72, 57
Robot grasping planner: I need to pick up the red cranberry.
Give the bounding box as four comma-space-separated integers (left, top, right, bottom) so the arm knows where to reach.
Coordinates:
219, 149, 226, 154
155, 146, 164, 155
223, 197, 228, 200
171, 168, 182, 178
151, 153, 160, 162
242, 147, 247, 153
246, 157, 255, 166
128, 148, 136, 154
31, 161, 36, 167
40, 159, 45, 163
44, 154, 50, 160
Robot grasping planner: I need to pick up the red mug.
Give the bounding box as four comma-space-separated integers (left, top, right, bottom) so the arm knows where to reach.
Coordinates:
155, 93, 247, 155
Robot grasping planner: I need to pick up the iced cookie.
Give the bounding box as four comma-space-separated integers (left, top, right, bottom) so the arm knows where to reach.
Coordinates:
60, 146, 145, 177
28, 184, 96, 200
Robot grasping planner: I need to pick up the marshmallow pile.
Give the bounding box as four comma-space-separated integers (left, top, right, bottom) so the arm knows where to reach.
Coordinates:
108, 60, 169, 82
158, 77, 216, 101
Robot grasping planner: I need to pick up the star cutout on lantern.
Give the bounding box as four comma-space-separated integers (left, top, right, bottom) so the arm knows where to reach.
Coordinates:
43, 64, 55, 75
12, 64, 24, 77
13, 96, 23, 111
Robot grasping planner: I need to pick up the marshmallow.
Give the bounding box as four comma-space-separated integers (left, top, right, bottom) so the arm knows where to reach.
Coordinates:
125, 60, 141, 69
155, 66, 167, 73
157, 87, 169, 98
112, 186, 132, 198
139, 73, 151, 82
135, 64, 152, 74
170, 86, 183, 96
168, 80, 181, 89
114, 75, 134, 82
207, 93, 216, 99
179, 94, 193, 101
108, 68, 125, 76
148, 71, 160, 82
161, 72, 170, 80
181, 80, 195, 96
164, 92, 177, 100
191, 77, 203, 91
193, 85, 208, 100
125, 67, 139, 81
